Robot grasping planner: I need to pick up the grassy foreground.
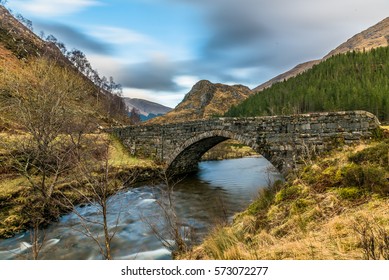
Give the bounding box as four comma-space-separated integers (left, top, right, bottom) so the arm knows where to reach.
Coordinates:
181, 135, 389, 260
0, 132, 157, 238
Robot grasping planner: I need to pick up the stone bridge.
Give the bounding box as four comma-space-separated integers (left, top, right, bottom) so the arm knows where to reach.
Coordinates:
111, 111, 380, 175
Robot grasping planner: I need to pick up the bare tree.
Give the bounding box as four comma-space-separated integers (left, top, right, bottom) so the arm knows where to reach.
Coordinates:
0, 58, 92, 259
129, 107, 141, 124
16, 13, 33, 31
62, 140, 138, 260
142, 169, 194, 258
67, 48, 92, 77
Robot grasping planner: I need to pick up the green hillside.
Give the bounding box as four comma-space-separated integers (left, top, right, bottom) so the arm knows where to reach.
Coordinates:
226, 47, 389, 121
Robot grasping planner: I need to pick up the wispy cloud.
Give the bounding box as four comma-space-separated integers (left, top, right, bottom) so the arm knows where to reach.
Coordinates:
10, 0, 102, 17
164, 0, 389, 90
88, 26, 154, 45
35, 21, 111, 54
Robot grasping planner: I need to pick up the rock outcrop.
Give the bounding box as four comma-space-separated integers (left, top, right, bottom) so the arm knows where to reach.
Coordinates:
147, 80, 251, 124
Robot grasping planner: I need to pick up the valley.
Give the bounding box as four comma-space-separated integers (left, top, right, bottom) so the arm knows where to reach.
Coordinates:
0, 2, 388, 261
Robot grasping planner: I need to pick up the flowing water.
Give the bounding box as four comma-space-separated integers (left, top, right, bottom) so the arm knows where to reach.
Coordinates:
0, 157, 282, 260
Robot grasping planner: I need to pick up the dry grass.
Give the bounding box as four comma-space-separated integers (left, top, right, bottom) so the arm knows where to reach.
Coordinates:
184, 196, 389, 260
180, 141, 389, 260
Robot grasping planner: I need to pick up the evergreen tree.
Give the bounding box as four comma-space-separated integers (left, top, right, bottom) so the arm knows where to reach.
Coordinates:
225, 47, 389, 121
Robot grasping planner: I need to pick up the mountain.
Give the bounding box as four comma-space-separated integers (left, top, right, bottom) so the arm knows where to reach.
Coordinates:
123, 98, 171, 121
0, 6, 129, 130
324, 17, 389, 59
253, 60, 321, 92
252, 17, 389, 92
226, 45, 389, 120
0, 6, 70, 63
147, 80, 251, 124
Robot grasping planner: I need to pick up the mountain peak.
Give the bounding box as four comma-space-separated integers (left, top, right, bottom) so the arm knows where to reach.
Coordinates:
182, 80, 215, 104
147, 80, 251, 124
177, 80, 251, 112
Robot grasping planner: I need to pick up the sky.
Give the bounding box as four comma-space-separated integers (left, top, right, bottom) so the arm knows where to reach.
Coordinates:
5, 0, 389, 108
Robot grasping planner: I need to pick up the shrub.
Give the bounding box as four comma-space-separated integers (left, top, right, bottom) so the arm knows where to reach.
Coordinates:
340, 164, 388, 195
353, 217, 389, 260
349, 141, 389, 170
335, 187, 365, 200
275, 184, 303, 203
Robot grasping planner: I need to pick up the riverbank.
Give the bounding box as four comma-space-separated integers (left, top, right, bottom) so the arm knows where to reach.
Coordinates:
0, 132, 260, 239
180, 135, 389, 260
0, 132, 161, 239
0, 156, 278, 259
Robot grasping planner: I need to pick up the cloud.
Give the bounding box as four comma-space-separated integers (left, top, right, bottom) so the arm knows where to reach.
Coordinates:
174, 0, 389, 81
87, 26, 154, 46
19, 0, 389, 107
73, 0, 389, 106
35, 22, 111, 54
173, 75, 200, 89
10, 0, 102, 17
118, 55, 180, 91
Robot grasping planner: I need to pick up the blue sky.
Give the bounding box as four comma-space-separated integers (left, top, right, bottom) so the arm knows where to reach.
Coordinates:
6, 0, 389, 107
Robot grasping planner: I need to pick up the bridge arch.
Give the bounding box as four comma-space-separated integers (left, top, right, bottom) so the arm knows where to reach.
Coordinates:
111, 111, 380, 176
166, 130, 275, 175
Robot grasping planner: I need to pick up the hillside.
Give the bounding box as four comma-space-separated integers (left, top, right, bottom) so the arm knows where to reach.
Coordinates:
324, 17, 389, 59
0, 6, 129, 130
252, 17, 389, 93
253, 60, 321, 92
0, 6, 64, 61
123, 98, 171, 121
226, 46, 389, 121
148, 80, 251, 124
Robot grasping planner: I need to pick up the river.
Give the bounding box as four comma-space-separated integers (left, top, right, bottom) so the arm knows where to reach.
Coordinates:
0, 157, 282, 260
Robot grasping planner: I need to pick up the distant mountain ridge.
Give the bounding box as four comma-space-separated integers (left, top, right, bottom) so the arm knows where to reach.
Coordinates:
252, 17, 389, 92
123, 98, 171, 120
147, 80, 251, 124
